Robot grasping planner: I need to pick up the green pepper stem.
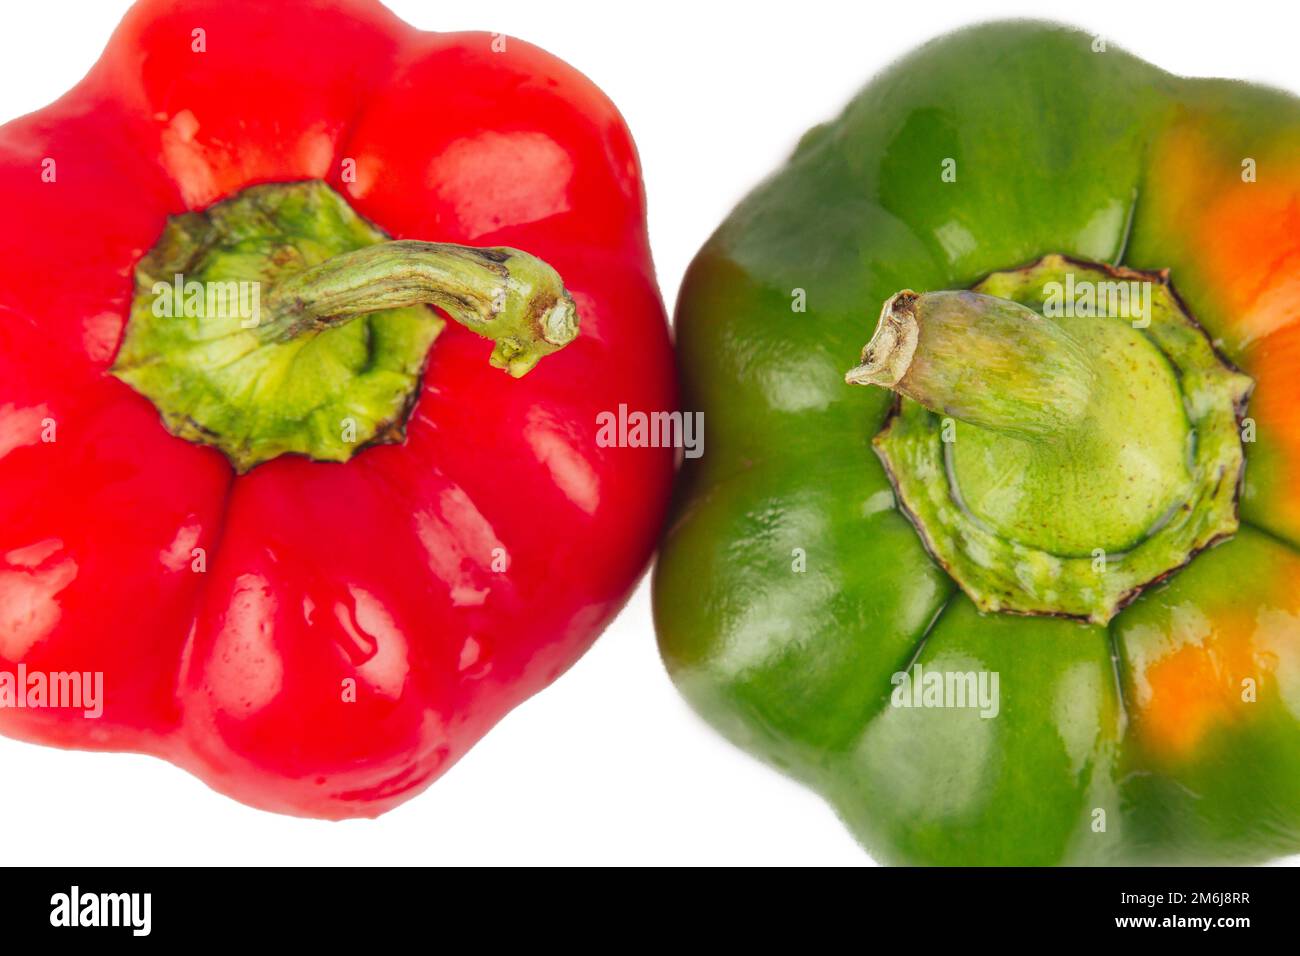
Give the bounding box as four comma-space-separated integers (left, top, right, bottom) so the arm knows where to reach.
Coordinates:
845, 289, 1095, 441
263, 240, 579, 377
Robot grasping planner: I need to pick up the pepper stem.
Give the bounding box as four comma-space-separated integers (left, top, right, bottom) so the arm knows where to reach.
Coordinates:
849, 256, 1253, 622
263, 240, 578, 378
111, 180, 582, 473
846, 289, 1095, 441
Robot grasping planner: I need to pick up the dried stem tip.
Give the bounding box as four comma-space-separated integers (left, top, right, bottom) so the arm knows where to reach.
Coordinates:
846, 289, 1095, 442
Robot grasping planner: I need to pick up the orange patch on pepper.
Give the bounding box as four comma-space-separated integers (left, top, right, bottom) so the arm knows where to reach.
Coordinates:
1151, 125, 1300, 348
1243, 322, 1300, 539
1137, 606, 1275, 758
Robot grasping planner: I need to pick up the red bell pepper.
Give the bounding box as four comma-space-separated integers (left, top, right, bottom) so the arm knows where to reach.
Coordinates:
0, 0, 674, 817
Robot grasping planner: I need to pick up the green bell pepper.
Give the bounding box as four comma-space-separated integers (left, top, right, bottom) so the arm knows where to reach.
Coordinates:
654, 20, 1300, 865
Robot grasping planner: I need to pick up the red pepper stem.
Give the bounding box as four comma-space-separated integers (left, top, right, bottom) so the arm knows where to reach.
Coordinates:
264, 240, 579, 378
111, 181, 582, 473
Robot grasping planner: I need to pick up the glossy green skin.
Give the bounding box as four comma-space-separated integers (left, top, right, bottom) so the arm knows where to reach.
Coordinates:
654, 22, 1300, 864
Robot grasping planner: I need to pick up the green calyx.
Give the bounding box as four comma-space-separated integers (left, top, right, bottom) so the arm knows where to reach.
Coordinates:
111, 181, 579, 473
846, 255, 1252, 623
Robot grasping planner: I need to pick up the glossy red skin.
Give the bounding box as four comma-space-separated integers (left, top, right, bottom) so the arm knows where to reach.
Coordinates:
0, 0, 675, 817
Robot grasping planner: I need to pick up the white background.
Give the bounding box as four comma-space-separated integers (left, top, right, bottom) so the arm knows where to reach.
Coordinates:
2, 0, 1298, 866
